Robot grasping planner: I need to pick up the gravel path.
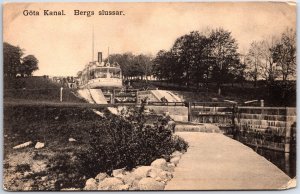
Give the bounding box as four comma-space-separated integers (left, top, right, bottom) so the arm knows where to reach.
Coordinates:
165, 132, 291, 190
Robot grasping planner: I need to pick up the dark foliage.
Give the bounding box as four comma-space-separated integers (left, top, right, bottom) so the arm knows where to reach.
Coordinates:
3, 42, 39, 78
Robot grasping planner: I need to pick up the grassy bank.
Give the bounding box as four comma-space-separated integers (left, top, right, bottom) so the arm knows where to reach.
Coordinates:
4, 76, 85, 103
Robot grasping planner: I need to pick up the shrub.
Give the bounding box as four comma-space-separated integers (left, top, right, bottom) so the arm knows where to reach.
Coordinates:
76, 104, 188, 177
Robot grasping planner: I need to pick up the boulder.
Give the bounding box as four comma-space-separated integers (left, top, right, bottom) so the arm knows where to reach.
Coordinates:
13, 141, 32, 149
158, 171, 173, 182
155, 176, 163, 182
84, 178, 97, 190
148, 168, 163, 179
129, 179, 140, 190
35, 142, 45, 149
116, 184, 129, 190
112, 168, 125, 177
132, 166, 152, 180
95, 172, 108, 182
97, 177, 124, 190
170, 156, 180, 166
151, 158, 167, 170
68, 138, 76, 142
122, 172, 136, 186
61, 188, 81, 191
171, 151, 183, 158
166, 163, 175, 172
138, 177, 165, 190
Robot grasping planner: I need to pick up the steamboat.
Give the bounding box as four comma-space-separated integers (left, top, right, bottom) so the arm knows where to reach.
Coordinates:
77, 52, 123, 89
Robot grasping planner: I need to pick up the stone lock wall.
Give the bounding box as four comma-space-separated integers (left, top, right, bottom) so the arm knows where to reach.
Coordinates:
189, 105, 296, 152
237, 107, 296, 152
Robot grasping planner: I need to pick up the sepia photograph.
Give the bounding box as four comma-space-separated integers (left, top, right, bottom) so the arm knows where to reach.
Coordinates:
2, 1, 297, 191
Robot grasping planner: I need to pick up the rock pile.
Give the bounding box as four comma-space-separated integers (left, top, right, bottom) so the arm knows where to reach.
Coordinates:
83, 151, 184, 191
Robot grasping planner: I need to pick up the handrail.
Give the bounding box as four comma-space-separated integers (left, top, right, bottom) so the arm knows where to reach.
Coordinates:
147, 101, 186, 106
4, 101, 137, 108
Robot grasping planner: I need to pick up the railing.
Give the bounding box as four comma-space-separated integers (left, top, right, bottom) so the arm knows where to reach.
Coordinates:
4, 101, 137, 108
147, 101, 187, 106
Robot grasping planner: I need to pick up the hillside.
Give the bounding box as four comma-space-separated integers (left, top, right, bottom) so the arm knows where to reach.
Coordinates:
130, 80, 296, 107
4, 77, 85, 103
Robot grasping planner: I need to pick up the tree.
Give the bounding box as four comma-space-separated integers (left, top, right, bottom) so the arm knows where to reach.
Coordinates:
171, 31, 212, 87
245, 41, 263, 87
258, 38, 279, 84
272, 28, 296, 82
133, 54, 153, 81
3, 42, 23, 78
271, 28, 296, 105
3, 42, 39, 78
21, 55, 39, 77
209, 28, 240, 94
153, 50, 176, 81
105, 53, 153, 80
228, 58, 246, 87
153, 28, 240, 92
171, 32, 196, 86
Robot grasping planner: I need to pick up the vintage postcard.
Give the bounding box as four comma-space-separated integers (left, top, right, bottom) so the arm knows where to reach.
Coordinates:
3, 1, 296, 191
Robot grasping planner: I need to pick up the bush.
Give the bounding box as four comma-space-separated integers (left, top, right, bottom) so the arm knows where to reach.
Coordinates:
76, 104, 188, 177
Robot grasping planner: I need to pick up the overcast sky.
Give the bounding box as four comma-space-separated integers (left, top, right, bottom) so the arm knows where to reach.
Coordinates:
3, 2, 296, 76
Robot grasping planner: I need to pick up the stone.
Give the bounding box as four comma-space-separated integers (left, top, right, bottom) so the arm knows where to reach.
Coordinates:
155, 176, 163, 182
166, 163, 175, 172
95, 172, 108, 182
170, 156, 180, 166
97, 177, 124, 190
35, 142, 45, 149
148, 168, 163, 179
84, 178, 97, 190
121, 172, 137, 187
128, 179, 140, 190
171, 151, 183, 158
151, 158, 167, 170
158, 171, 173, 182
13, 141, 32, 149
132, 166, 152, 180
61, 188, 81, 191
116, 184, 129, 190
68, 138, 76, 142
138, 177, 165, 190
112, 168, 125, 177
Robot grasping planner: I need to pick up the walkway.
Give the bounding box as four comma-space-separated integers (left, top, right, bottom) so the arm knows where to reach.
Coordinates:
165, 132, 291, 190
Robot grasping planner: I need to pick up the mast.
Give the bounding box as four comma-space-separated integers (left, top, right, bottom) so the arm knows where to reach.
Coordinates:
108, 46, 110, 63
92, 26, 94, 61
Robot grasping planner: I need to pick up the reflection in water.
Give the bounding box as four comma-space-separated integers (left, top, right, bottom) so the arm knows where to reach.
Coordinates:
245, 144, 296, 178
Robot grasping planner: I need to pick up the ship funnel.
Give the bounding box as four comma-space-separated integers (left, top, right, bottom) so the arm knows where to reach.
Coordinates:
98, 52, 102, 63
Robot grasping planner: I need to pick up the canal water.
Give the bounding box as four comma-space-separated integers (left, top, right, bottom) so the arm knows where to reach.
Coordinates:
248, 145, 296, 178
